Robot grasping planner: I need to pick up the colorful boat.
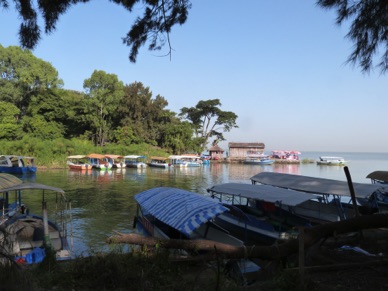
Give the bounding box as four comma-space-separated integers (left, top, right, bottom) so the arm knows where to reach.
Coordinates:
147, 157, 171, 168
124, 155, 147, 168
105, 154, 125, 168
87, 153, 112, 170
0, 155, 37, 174
0, 173, 72, 263
66, 155, 91, 170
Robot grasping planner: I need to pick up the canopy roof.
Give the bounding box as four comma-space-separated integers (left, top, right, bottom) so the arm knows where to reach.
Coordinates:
134, 187, 228, 237
250, 172, 385, 199
0, 173, 64, 194
67, 155, 87, 159
207, 183, 313, 206
105, 154, 123, 159
124, 155, 146, 159
366, 171, 388, 183
87, 153, 106, 159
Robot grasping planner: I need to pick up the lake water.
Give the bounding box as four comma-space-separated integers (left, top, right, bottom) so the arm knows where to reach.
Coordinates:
18, 151, 388, 257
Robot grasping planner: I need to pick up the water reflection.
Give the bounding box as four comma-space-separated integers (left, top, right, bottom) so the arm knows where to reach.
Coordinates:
28, 160, 373, 257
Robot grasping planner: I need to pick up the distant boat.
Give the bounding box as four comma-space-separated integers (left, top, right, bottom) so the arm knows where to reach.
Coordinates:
317, 156, 347, 166
105, 154, 125, 168
244, 153, 274, 165
147, 157, 171, 168
87, 153, 112, 170
0, 155, 37, 174
66, 155, 91, 171
181, 155, 203, 167
124, 155, 147, 168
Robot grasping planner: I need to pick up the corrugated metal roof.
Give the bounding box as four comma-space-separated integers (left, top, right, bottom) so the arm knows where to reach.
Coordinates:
207, 183, 313, 206
0, 174, 23, 190
366, 171, 388, 183
228, 142, 265, 148
134, 187, 228, 237
250, 172, 385, 199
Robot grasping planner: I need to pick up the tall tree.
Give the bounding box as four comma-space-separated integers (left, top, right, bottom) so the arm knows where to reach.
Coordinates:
0, 101, 23, 140
84, 70, 124, 146
0, 45, 63, 114
0, 0, 191, 63
179, 99, 238, 151
317, 0, 388, 73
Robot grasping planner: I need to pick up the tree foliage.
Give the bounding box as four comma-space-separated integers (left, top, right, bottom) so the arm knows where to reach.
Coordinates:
180, 99, 238, 151
0, 0, 191, 63
317, 0, 388, 73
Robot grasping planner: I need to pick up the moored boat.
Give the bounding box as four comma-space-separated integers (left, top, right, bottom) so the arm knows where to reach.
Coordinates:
0, 155, 37, 174
0, 173, 72, 264
66, 155, 91, 170
124, 155, 147, 168
250, 172, 386, 216
105, 154, 125, 168
147, 157, 171, 168
317, 156, 347, 166
87, 153, 112, 170
244, 153, 274, 165
207, 183, 313, 245
181, 155, 203, 167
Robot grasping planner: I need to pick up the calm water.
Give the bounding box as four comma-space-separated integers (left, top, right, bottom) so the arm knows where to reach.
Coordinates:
18, 151, 388, 256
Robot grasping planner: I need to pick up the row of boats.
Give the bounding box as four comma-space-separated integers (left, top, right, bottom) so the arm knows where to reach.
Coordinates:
244, 153, 347, 166
67, 154, 206, 171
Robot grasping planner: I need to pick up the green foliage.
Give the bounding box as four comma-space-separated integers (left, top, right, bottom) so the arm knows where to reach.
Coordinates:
180, 99, 238, 151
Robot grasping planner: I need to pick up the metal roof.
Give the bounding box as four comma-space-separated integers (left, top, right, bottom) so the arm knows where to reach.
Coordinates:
134, 187, 228, 237
207, 183, 313, 206
250, 172, 385, 199
366, 171, 388, 183
0, 173, 23, 190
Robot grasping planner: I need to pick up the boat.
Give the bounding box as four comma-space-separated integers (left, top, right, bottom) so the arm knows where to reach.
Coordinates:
147, 157, 171, 168
206, 183, 313, 245
133, 187, 244, 246
244, 153, 274, 165
168, 155, 187, 167
367, 171, 388, 184
105, 154, 125, 168
87, 153, 112, 170
0, 173, 72, 264
0, 155, 37, 174
180, 155, 203, 167
366, 171, 388, 209
250, 172, 386, 217
124, 155, 147, 168
66, 155, 91, 170
317, 156, 347, 166
271, 150, 301, 161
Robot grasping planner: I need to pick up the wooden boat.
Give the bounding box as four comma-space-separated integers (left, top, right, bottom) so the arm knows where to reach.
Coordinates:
207, 183, 313, 245
124, 155, 147, 168
244, 153, 274, 165
0, 155, 37, 174
105, 154, 125, 168
250, 172, 386, 217
0, 173, 72, 264
66, 155, 91, 170
87, 153, 112, 170
147, 157, 171, 168
133, 187, 244, 246
317, 156, 347, 166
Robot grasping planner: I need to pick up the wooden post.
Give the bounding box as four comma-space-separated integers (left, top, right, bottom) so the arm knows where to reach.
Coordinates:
299, 227, 305, 287
344, 166, 360, 217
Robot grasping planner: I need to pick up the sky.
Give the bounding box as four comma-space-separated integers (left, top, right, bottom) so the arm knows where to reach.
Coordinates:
1, 1, 387, 153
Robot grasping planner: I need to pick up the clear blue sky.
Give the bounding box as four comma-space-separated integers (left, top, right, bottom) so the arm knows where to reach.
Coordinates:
1, 1, 387, 153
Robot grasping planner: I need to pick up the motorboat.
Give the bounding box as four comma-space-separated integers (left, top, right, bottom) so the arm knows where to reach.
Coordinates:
0, 173, 72, 264
66, 155, 91, 170
244, 153, 274, 165
317, 156, 347, 166
105, 154, 125, 168
0, 155, 37, 174
124, 155, 147, 168
87, 153, 113, 170
147, 157, 171, 168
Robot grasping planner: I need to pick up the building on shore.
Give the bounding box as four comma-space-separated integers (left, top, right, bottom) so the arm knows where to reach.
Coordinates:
228, 142, 265, 161
208, 144, 225, 160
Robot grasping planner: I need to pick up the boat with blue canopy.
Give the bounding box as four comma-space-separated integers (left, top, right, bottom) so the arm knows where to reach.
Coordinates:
133, 187, 243, 246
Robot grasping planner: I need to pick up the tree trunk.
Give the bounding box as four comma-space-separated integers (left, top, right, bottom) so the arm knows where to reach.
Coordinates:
106, 213, 388, 260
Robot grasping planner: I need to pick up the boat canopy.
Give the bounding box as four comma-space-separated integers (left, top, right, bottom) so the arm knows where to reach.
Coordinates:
366, 171, 388, 183
105, 154, 124, 159
207, 183, 313, 206
0, 173, 23, 190
124, 155, 146, 159
250, 172, 385, 199
67, 155, 87, 159
134, 187, 228, 237
87, 153, 106, 159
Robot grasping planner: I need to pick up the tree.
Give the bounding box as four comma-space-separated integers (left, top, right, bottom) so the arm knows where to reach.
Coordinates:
179, 99, 238, 151
317, 0, 388, 73
0, 101, 23, 140
0, 0, 191, 63
83, 70, 124, 146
